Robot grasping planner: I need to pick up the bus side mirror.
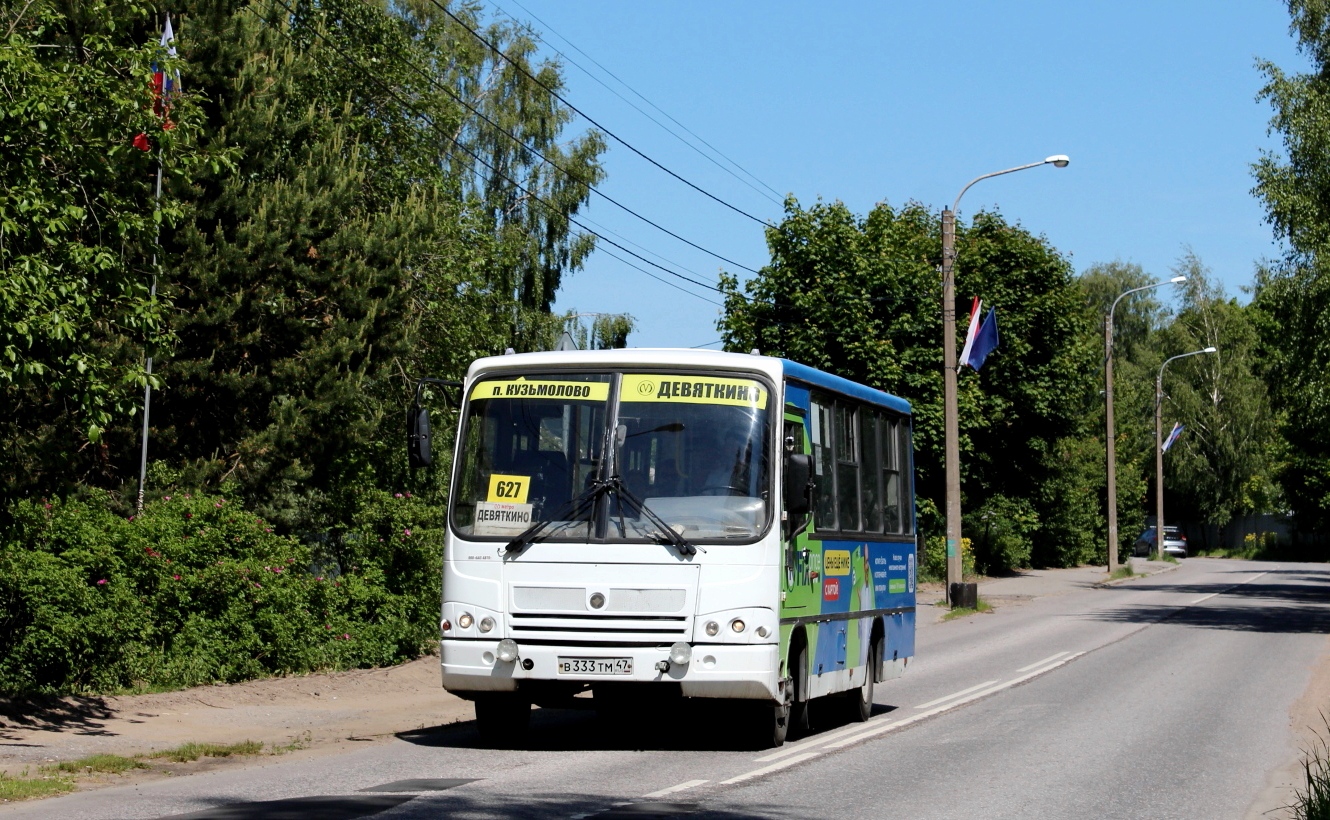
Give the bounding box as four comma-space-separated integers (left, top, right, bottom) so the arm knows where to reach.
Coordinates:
784, 453, 813, 517
408, 405, 432, 469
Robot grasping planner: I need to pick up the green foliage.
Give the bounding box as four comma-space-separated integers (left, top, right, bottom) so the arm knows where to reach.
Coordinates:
0, 491, 439, 694
719, 199, 1096, 567
0, 0, 208, 500
1157, 256, 1278, 528
1251, 1, 1330, 533
969, 495, 1037, 575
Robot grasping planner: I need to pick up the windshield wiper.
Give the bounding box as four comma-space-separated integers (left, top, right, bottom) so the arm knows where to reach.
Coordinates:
608, 478, 702, 556
504, 476, 701, 557
505, 480, 607, 553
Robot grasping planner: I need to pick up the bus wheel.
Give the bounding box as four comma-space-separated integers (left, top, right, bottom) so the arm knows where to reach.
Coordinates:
845, 638, 879, 723
790, 642, 810, 738
752, 698, 789, 749
475, 693, 531, 747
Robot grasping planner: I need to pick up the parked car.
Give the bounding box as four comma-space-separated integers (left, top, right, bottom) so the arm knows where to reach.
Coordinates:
1133, 526, 1188, 558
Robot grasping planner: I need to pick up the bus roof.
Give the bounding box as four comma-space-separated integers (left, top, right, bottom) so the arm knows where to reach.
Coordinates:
779, 358, 911, 416
464, 349, 910, 416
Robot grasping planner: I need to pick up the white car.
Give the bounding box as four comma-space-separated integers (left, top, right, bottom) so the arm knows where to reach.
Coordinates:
1134, 526, 1188, 558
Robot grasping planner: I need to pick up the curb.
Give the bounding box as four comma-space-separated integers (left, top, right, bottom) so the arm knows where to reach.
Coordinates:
1096, 561, 1183, 587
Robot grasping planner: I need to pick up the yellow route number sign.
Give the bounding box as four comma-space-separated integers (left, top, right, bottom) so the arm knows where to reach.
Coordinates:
487, 474, 530, 504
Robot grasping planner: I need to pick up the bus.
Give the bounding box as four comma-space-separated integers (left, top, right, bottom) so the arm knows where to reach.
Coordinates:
408, 349, 917, 748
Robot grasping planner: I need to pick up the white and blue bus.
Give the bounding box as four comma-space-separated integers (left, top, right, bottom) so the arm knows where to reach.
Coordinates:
410, 349, 917, 747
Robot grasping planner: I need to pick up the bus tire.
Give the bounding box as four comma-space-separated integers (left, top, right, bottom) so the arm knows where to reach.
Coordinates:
789, 638, 810, 737
748, 699, 788, 750
845, 637, 879, 723
475, 693, 531, 747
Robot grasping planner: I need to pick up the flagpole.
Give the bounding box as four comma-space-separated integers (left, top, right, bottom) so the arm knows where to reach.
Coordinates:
136, 15, 171, 514
137, 156, 162, 514
1153, 346, 1217, 559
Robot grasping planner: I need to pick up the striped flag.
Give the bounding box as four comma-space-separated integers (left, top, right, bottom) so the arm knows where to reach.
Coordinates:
964, 308, 1000, 371
1162, 422, 1184, 452
134, 17, 179, 150
959, 297, 982, 367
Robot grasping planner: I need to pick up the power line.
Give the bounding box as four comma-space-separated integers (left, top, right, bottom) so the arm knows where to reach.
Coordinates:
248, 0, 739, 303
353, 12, 762, 275
423, 0, 775, 228
489, 0, 786, 207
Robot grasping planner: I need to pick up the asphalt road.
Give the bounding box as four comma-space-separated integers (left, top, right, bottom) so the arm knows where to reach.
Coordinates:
11, 558, 1329, 820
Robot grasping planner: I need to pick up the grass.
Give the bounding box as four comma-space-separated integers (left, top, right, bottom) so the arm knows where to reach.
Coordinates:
148, 740, 264, 763
43, 754, 144, 775
1290, 717, 1330, 819
0, 771, 75, 802
0, 739, 268, 803
942, 598, 993, 620
1110, 564, 1136, 580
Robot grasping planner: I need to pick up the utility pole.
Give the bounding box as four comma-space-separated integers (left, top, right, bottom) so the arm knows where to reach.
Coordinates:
1103, 276, 1186, 572
940, 155, 1069, 605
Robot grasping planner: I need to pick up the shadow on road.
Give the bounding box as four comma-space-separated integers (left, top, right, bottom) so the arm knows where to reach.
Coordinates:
151, 790, 799, 820
397, 698, 895, 753
1090, 566, 1330, 634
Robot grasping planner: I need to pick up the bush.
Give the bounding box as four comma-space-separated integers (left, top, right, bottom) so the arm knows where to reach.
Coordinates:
919, 535, 974, 583
0, 490, 441, 695
968, 495, 1039, 575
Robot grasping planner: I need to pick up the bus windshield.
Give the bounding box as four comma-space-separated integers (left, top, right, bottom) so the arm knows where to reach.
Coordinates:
451, 371, 772, 543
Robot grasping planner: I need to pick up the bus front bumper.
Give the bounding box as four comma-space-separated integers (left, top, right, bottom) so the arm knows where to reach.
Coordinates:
440, 640, 781, 701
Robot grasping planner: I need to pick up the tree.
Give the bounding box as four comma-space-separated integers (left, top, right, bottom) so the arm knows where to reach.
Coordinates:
1250, 0, 1330, 531
718, 199, 1097, 568
0, 0, 205, 503
1154, 255, 1278, 539
93, 0, 604, 528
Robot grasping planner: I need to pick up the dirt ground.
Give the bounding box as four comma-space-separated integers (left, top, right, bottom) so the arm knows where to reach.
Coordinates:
0, 652, 473, 786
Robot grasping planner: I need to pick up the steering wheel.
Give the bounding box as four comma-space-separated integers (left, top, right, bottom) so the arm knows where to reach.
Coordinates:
699, 484, 746, 496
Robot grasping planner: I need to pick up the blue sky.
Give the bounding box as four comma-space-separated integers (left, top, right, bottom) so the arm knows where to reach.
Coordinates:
498, 1, 1307, 349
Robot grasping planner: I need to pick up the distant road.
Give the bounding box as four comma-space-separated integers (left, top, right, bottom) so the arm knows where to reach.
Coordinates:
11, 558, 1328, 820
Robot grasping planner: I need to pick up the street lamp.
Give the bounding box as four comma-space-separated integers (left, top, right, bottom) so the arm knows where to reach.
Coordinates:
1153, 346, 1217, 559
940, 155, 1069, 605
1104, 275, 1187, 573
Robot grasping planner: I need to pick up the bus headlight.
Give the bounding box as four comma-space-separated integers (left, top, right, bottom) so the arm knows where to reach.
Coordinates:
730, 619, 746, 634
705, 621, 719, 636
479, 616, 495, 633
496, 639, 519, 664
458, 612, 474, 629
669, 642, 692, 666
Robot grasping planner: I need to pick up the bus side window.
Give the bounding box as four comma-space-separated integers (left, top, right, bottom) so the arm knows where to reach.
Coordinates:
809, 394, 837, 531
883, 417, 901, 533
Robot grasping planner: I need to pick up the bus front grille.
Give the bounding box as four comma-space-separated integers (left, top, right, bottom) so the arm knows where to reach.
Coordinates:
508, 613, 689, 641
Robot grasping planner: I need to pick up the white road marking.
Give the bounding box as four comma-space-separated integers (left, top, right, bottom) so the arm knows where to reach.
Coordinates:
822, 652, 1086, 750
641, 780, 709, 798
1017, 651, 1069, 672
913, 679, 1000, 709
1189, 570, 1269, 606
752, 719, 892, 762
720, 752, 821, 785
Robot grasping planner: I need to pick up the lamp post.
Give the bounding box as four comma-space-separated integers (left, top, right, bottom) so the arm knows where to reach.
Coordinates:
940, 155, 1069, 605
1104, 275, 1186, 573
1154, 346, 1216, 559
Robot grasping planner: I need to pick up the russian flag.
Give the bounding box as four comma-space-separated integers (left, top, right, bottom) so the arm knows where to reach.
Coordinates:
961, 303, 1000, 371
959, 297, 982, 367
151, 16, 179, 122
1162, 422, 1184, 453
135, 17, 178, 150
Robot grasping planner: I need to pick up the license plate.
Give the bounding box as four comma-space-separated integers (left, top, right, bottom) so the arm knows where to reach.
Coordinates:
557, 657, 633, 675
